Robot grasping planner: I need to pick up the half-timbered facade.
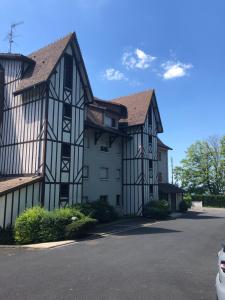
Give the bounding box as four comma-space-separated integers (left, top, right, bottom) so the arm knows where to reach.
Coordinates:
0, 33, 93, 227
0, 32, 182, 227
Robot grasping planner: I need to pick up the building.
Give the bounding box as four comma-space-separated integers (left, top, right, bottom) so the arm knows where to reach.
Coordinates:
0, 32, 183, 228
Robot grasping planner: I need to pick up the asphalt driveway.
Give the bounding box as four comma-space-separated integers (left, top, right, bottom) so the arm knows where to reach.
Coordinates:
0, 208, 224, 300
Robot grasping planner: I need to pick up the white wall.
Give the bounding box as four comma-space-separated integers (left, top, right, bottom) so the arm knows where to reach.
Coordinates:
83, 128, 123, 214
158, 147, 169, 183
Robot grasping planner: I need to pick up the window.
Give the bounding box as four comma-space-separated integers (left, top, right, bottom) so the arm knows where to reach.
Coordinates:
60, 183, 69, 199
116, 169, 121, 180
63, 103, 72, 119
111, 118, 116, 128
99, 167, 109, 179
116, 194, 121, 206
64, 54, 73, 89
104, 115, 117, 128
148, 109, 152, 125
100, 146, 109, 152
149, 135, 152, 144
83, 165, 89, 178
150, 184, 153, 194
149, 160, 153, 169
62, 143, 71, 159
158, 151, 161, 161
158, 172, 162, 183
100, 195, 108, 202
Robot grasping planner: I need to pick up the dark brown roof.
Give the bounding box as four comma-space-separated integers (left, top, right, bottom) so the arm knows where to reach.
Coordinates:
111, 90, 153, 126
157, 138, 172, 150
158, 183, 185, 194
0, 176, 42, 196
0, 53, 35, 64
14, 32, 93, 102
94, 97, 127, 117
110, 90, 163, 132
15, 33, 73, 94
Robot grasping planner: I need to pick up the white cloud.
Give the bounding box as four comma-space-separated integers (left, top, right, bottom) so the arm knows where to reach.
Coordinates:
122, 48, 156, 70
161, 61, 193, 79
103, 68, 127, 81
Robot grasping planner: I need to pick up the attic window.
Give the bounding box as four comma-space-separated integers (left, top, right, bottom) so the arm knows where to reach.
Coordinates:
64, 54, 73, 89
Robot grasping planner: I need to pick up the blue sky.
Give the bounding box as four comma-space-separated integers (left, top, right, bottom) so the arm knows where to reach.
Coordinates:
1, 0, 225, 172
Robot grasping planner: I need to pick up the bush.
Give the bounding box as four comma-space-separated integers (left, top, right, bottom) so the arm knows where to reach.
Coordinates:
14, 206, 96, 245
0, 226, 15, 245
191, 194, 225, 208
40, 208, 85, 242
179, 200, 189, 213
73, 199, 118, 223
183, 194, 192, 208
143, 200, 169, 219
65, 217, 97, 239
15, 207, 47, 244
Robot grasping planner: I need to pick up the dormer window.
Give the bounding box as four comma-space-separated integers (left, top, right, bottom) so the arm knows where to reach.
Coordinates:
64, 54, 73, 89
104, 115, 117, 128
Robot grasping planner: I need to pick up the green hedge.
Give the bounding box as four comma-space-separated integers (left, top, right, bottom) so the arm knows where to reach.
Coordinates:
191, 194, 225, 208
73, 199, 118, 223
65, 217, 97, 239
143, 200, 170, 219
14, 207, 96, 245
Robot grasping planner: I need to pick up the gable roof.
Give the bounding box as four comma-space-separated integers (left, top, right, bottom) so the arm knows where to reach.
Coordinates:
14, 32, 93, 102
157, 138, 172, 150
111, 90, 163, 132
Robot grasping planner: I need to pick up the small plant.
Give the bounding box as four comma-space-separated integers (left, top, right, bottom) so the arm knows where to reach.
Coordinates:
179, 200, 189, 213
143, 200, 169, 219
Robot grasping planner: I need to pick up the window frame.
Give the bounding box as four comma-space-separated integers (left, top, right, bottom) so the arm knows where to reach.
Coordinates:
99, 167, 109, 180
64, 53, 73, 90
83, 165, 89, 179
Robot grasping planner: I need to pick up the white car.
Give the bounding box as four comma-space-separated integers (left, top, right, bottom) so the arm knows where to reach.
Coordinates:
216, 245, 225, 300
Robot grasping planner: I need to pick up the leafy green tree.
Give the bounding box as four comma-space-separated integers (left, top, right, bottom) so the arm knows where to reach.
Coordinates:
174, 135, 225, 194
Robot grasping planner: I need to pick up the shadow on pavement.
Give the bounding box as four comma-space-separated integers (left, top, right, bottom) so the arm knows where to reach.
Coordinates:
115, 226, 181, 236
181, 210, 224, 220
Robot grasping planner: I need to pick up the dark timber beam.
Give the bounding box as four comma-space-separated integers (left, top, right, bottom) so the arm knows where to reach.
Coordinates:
94, 131, 103, 145
109, 135, 118, 147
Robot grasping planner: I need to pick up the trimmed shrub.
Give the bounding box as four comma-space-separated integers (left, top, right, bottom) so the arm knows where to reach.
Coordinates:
73, 199, 118, 223
14, 207, 96, 245
191, 194, 225, 208
0, 226, 15, 245
65, 217, 97, 239
179, 200, 189, 213
14, 207, 47, 244
143, 200, 169, 219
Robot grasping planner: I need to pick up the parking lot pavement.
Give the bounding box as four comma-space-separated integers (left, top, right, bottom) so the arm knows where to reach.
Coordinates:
0, 209, 224, 300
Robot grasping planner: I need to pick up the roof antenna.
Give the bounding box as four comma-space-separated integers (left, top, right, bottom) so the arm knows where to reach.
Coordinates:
6, 21, 24, 53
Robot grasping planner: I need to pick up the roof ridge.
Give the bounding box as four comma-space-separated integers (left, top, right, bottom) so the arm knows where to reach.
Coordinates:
28, 32, 74, 57
110, 89, 154, 102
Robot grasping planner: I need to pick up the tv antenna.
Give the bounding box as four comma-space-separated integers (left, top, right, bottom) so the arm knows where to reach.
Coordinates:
6, 21, 24, 53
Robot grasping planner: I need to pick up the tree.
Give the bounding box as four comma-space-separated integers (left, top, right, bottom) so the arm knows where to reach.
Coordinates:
174, 135, 225, 194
